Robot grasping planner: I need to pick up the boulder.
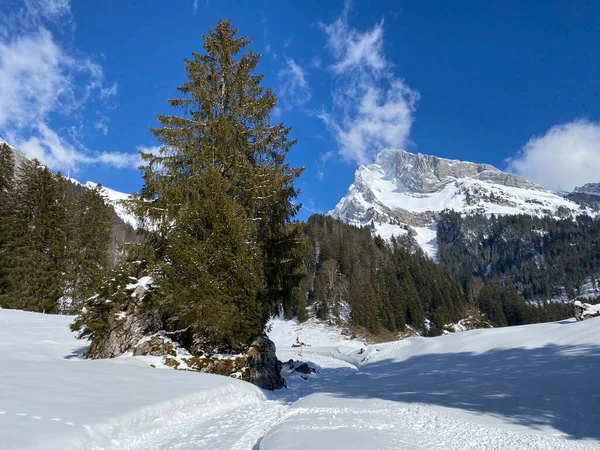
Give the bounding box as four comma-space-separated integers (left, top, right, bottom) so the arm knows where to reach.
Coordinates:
294, 362, 316, 375
245, 334, 285, 390
574, 300, 600, 321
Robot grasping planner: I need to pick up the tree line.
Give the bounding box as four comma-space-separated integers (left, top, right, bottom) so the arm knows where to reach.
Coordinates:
0, 143, 113, 313
437, 211, 592, 326
284, 215, 469, 336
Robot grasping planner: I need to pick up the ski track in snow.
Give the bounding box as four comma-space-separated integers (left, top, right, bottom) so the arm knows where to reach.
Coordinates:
2, 311, 600, 449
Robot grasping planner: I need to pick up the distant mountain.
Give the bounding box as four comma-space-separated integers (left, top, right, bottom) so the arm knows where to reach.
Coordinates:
566, 183, 600, 209
330, 148, 589, 258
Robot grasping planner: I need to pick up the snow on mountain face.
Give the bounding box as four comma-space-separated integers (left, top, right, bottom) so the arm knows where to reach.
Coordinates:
84, 181, 137, 228
330, 149, 586, 258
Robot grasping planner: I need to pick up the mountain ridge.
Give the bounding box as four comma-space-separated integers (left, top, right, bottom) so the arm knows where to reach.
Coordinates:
330, 148, 592, 258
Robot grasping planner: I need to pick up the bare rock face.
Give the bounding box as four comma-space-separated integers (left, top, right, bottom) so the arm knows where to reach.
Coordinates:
133, 334, 177, 357
86, 277, 162, 359
377, 149, 542, 194
245, 334, 285, 390
574, 300, 600, 321
88, 308, 162, 359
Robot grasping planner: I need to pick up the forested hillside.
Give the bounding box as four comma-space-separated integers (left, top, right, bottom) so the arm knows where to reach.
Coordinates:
437, 211, 596, 325
285, 215, 469, 336
0, 143, 125, 313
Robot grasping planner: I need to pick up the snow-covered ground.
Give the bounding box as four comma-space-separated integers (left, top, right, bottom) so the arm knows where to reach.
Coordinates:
0, 309, 265, 450
2, 310, 600, 449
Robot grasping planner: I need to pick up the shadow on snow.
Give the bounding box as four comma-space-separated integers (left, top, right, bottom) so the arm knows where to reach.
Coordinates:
322, 343, 600, 440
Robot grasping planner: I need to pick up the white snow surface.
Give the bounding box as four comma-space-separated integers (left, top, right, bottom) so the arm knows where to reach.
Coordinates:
330, 148, 589, 258
0, 309, 265, 450
2, 310, 600, 449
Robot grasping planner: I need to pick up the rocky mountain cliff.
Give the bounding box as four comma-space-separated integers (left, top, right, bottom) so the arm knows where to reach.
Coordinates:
566, 183, 600, 209
330, 149, 590, 258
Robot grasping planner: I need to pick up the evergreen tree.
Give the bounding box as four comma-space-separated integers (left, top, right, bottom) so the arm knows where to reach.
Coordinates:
1, 160, 67, 312
0, 143, 15, 296
69, 183, 113, 303
132, 20, 303, 349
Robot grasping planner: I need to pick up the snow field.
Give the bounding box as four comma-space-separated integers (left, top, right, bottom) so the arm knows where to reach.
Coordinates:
2, 310, 599, 449
0, 309, 264, 450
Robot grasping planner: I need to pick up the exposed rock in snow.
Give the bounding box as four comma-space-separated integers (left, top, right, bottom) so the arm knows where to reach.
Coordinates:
574, 300, 600, 321
443, 310, 493, 334
86, 275, 285, 389
246, 334, 286, 390
89, 306, 163, 359
330, 148, 589, 258
566, 183, 600, 209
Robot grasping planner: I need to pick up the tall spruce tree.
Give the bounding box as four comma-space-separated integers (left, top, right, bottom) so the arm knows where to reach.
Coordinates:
0, 143, 15, 296
133, 20, 303, 349
1, 160, 67, 312
69, 183, 113, 304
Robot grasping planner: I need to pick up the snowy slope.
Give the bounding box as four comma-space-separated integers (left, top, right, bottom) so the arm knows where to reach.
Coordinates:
2, 309, 599, 449
262, 316, 600, 450
330, 149, 589, 259
0, 309, 264, 450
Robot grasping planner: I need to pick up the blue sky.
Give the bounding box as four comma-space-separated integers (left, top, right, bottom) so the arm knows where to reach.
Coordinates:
1, 0, 600, 220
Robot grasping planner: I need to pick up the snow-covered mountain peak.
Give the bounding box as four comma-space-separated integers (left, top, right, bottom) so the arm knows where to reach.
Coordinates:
330, 148, 587, 258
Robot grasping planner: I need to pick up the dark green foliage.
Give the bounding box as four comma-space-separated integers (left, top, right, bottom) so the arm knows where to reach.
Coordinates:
69, 183, 113, 301
476, 283, 572, 327
0, 157, 114, 313
438, 211, 600, 299
0, 143, 15, 296
1, 160, 69, 312
437, 211, 595, 325
292, 215, 468, 335
129, 20, 303, 349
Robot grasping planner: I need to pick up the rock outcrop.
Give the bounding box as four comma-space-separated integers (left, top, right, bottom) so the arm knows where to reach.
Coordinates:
378, 149, 542, 194
86, 278, 162, 359
574, 300, 600, 321
246, 334, 285, 390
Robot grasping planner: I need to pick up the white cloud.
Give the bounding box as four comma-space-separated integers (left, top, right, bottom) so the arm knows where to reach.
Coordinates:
278, 57, 311, 108
25, 0, 71, 21
0, 29, 73, 129
193, 0, 199, 13
0, 0, 136, 171
507, 119, 600, 192
318, 2, 419, 165
94, 116, 110, 136
316, 151, 334, 181
7, 122, 142, 171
